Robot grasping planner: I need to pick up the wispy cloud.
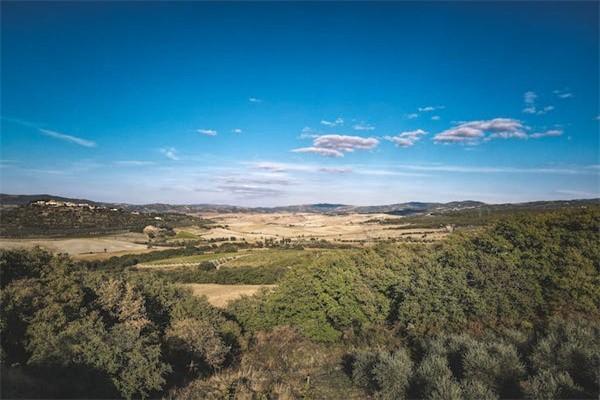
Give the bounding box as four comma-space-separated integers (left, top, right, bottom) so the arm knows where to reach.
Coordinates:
434, 118, 527, 144
318, 167, 352, 174
529, 129, 563, 139
160, 147, 179, 160
395, 163, 594, 175
197, 129, 217, 136
292, 147, 344, 157
232, 128, 243, 134
418, 105, 445, 112
39, 129, 96, 147
553, 89, 573, 99
384, 129, 427, 148
522, 91, 554, 115
431, 115, 441, 121
353, 122, 375, 131
250, 161, 351, 174
217, 184, 283, 198
114, 160, 155, 166
321, 117, 344, 127
405, 113, 419, 119
248, 97, 262, 103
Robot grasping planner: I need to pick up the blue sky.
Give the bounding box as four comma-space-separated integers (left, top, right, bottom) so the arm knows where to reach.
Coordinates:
1, 2, 598, 205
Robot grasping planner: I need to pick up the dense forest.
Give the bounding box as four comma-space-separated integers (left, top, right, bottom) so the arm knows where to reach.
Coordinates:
1, 207, 599, 399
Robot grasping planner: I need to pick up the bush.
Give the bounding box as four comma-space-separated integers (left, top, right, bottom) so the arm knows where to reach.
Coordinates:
352, 348, 413, 399
528, 318, 600, 397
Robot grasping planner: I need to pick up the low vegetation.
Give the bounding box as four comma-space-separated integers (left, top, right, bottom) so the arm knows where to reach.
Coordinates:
0, 203, 206, 238
1, 206, 598, 398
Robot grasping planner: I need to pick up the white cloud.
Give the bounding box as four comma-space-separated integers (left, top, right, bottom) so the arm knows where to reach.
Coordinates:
197, 129, 217, 136
431, 115, 441, 121
418, 105, 445, 112
314, 134, 378, 151
384, 129, 427, 148
524, 91, 537, 104
320, 117, 344, 127
248, 97, 262, 103
540, 105, 555, 114
353, 122, 375, 131
39, 129, 96, 148
160, 147, 179, 160
406, 113, 419, 119
232, 128, 242, 134
553, 89, 573, 99
529, 129, 563, 139
291, 147, 344, 157
291, 134, 380, 158
434, 118, 527, 144
522, 91, 554, 115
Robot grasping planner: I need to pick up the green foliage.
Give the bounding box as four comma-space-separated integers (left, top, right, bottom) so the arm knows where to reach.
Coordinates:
0, 249, 238, 399
414, 334, 526, 399
2, 206, 599, 399
527, 318, 600, 397
245, 252, 390, 341
352, 348, 413, 399
0, 204, 202, 237
159, 264, 287, 285
522, 370, 581, 399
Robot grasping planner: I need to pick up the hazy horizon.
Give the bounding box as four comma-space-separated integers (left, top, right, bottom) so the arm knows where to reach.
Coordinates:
1, 2, 599, 206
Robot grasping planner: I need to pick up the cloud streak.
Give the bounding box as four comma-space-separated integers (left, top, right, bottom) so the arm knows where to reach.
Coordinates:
418, 105, 445, 112
321, 117, 344, 127
529, 129, 563, 139
39, 129, 96, 147
197, 129, 217, 136
353, 122, 375, 131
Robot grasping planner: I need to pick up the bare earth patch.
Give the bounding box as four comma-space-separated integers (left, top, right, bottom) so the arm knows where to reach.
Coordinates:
181, 283, 276, 307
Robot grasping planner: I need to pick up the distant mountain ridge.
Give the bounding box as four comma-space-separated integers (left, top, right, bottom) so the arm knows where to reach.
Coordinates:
2, 193, 598, 216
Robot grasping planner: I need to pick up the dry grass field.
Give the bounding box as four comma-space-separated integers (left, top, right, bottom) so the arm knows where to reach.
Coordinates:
195, 212, 448, 242
0, 212, 447, 260
0, 232, 150, 259
181, 283, 277, 307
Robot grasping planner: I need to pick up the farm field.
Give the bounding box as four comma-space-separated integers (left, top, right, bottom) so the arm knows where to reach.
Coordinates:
135, 251, 244, 268
0, 232, 149, 258
193, 212, 449, 242
180, 283, 277, 307
138, 248, 336, 270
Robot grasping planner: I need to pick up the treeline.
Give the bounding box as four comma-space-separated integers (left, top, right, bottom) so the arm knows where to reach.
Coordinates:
0, 205, 206, 237
399, 202, 600, 228
1, 207, 599, 398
